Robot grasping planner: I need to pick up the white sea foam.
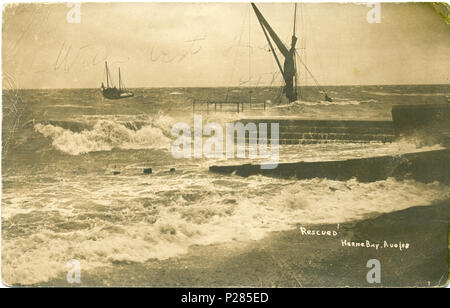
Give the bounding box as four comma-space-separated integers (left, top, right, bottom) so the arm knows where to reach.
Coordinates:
2, 173, 447, 285
4, 86, 448, 286
49, 105, 94, 109
274, 100, 362, 108
34, 120, 172, 155
363, 91, 448, 97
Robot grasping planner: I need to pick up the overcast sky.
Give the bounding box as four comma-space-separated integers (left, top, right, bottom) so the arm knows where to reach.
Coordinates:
3, 2, 449, 89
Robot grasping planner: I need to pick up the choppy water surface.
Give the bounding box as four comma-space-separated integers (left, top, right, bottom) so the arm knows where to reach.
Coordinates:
2, 85, 448, 284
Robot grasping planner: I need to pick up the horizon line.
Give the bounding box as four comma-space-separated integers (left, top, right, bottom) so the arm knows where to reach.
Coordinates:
3, 83, 450, 91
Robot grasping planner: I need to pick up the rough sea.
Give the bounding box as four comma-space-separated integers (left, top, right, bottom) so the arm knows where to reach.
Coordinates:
2, 84, 448, 285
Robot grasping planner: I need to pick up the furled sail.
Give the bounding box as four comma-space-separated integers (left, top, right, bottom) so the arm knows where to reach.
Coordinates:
251, 3, 298, 102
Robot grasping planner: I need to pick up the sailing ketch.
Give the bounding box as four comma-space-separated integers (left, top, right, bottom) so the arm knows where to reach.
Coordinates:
251, 3, 332, 103
101, 61, 134, 100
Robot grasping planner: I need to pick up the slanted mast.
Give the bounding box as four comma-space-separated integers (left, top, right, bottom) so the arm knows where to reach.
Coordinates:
251, 3, 298, 102
251, 3, 332, 103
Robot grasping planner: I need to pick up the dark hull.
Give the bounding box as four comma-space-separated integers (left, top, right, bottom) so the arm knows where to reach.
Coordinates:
101, 88, 134, 100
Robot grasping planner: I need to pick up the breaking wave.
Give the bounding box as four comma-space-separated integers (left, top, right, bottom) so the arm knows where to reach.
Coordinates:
34, 119, 172, 155
2, 175, 447, 285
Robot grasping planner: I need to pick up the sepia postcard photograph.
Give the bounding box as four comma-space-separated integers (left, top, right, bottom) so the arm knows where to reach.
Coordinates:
1, 1, 449, 291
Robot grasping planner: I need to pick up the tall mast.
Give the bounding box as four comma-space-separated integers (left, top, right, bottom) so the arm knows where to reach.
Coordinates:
293, 3, 297, 37
293, 3, 298, 99
105, 61, 109, 88
118, 68, 122, 90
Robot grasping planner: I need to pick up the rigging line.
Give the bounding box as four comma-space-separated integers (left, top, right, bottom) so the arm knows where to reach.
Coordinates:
269, 71, 284, 104
301, 3, 307, 87
294, 56, 300, 100
249, 5, 251, 87
295, 50, 329, 96
225, 7, 247, 103
255, 16, 284, 77
275, 83, 285, 104
293, 3, 300, 100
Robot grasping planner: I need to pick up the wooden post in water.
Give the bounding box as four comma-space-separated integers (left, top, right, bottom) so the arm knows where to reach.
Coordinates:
207, 102, 209, 114
236, 103, 239, 113
193, 99, 195, 113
